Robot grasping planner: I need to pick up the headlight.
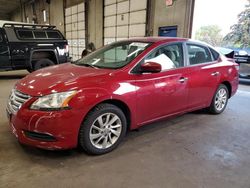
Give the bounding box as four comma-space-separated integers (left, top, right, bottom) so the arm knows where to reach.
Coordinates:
30, 90, 77, 110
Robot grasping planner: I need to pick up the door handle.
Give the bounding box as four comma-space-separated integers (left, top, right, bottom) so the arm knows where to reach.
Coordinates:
179, 77, 188, 83
211, 72, 219, 76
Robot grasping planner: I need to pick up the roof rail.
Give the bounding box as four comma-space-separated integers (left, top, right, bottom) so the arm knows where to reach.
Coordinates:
3, 23, 56, 29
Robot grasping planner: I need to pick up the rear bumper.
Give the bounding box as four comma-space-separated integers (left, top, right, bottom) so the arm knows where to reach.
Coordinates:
7, 107, 85, 150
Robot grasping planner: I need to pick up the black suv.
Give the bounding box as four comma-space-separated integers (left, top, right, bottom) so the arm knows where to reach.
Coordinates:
0, 23, 69, 72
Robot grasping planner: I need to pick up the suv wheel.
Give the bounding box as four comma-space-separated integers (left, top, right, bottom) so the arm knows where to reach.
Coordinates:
34, 59, 55, 71
79, 103, 127, 155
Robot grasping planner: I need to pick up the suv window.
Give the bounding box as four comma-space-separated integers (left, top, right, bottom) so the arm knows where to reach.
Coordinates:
187, 44, 212, 65
145, 43, 184, 71
18, 30, 34, 39
0, 33, 2, 42
47, 31, 61, 39
34, 31, 47, 39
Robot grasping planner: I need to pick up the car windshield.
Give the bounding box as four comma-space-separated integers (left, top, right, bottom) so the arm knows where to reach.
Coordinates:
74, 41, 151, 69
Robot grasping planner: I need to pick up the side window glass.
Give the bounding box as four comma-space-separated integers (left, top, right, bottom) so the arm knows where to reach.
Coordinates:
144, 43, 184, 71
0, 33, 2, 42
209, 47, 220, 60
34, 31, 47, 39
17, 30, 34, 39
187, 44, 213, 65
46, 31, 62, 39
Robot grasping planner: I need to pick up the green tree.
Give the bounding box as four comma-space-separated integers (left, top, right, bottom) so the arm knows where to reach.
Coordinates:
195, 25, 223, 46
223, 0, 250, 48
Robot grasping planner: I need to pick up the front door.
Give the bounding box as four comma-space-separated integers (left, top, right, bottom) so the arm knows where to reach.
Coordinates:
0, 29, 10, 69
134, 43, 189, 125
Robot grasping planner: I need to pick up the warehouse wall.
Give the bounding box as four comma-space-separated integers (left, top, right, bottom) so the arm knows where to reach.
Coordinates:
10, 0, 63, 33
10, 0, 50, 25
151, 0, 195, 38
88, 0, 103, 48
49, 0, 65, 34
9, 0, 195, 50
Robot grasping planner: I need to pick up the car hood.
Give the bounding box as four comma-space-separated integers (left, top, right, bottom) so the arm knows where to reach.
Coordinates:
16, 63, 115, 96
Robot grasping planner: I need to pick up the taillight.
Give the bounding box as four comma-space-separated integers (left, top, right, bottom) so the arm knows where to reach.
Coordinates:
64, 45, 69, 53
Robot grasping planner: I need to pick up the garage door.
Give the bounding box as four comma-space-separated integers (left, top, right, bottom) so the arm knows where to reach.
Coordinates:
104, 0, 147, 45
65, 2, 86, 61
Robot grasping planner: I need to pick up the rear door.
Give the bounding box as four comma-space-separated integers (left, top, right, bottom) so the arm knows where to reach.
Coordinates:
0, 28, 10, 69
184, 43, 220, 109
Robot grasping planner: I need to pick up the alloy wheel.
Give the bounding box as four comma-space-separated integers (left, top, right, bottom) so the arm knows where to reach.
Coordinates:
89, 113, 122, 149
214, 88, 228, 111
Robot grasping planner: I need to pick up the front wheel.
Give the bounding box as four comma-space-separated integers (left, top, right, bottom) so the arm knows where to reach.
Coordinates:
78, 103, 127, 155
209, 84, 229, 114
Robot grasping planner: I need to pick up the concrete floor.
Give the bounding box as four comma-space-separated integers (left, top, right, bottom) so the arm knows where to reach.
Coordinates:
0, 70, 250, 188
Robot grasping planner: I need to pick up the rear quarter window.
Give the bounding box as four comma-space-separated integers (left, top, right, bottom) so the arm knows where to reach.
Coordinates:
209, 47, 220, 60
46, 31, 62, 39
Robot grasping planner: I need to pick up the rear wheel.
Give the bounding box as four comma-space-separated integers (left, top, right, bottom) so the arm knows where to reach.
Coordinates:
79, 103, 127, 155
209, 84, 229, 114
34, 59, 55, 71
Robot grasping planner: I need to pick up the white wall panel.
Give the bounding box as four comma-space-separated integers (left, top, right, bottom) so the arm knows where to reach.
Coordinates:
65, 7, 71, 16
105, 0, 116, 6
130, 0, 147, 11
72, 22, 78, 31
105, 4, 117, 16
129, 10, 146, 24
72, 14, 77, 23
78, 39, 85, 47
105, 16, 116, 27
72, 40, 78, 47
116, 37, 128, 41
77, 3, 85, 12
116, 13, 129, 26
78, 22, 85, 30
104, 27, 116, 37
78, 12, 85, 21
129, 24, 146, 37
71, 5, 78, 14
65, 24, 72, 32
65, 15, 72, 24
66, 31, 72, 39
117, 1, 129, 14
78, 30, 85, 38
117, 26, 128, 37
104, 38, 116, 45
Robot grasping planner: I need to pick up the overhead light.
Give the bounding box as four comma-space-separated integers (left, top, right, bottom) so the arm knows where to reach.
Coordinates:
43, 9, 47, 22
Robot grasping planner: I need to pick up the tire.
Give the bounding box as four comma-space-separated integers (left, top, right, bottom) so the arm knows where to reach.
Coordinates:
79, 103, 127, 155
34, 59, 55, 71
209, 84, 229, 114
26, 67, 33, 73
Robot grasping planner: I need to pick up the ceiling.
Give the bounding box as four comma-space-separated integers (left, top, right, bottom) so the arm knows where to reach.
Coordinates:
0, 0, 29, 20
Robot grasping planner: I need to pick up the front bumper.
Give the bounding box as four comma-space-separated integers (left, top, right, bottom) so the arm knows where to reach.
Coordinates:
6, 106, 84, 150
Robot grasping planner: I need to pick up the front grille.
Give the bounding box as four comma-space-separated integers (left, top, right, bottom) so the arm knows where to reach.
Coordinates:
7, 89, 30, 114
24, 131, 56, 142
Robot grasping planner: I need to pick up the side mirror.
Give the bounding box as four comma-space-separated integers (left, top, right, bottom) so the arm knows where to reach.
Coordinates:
140, 61, 162, 73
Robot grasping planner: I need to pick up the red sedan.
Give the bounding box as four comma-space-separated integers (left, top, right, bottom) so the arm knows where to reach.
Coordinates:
6, 37, 239, 154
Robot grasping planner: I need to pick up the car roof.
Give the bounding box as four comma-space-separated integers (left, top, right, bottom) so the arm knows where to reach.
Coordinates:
123, 37, 189, 44
115, 37, 218, 51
